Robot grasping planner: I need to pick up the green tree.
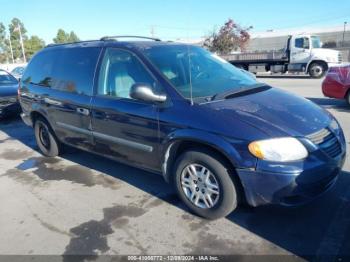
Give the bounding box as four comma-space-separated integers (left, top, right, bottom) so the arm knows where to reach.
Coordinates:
69, 31, 80, 42
8, 18, 28, 61
0, 22, 9, 63
53, 29, 69, 43
53, 29, 80, 44
204, 19, 252, 54
24, 35, 45, 59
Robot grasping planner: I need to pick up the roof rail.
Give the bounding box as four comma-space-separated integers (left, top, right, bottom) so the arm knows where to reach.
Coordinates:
45, 40, 99, 48
100, 35, 161, 42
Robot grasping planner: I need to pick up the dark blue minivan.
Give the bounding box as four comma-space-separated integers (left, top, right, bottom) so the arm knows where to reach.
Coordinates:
19, 36, 346, 219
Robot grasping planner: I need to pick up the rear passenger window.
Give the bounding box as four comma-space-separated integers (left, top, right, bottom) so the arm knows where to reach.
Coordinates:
51, 47, 101, 95
23, 47, 101, 96
22, 50, 55, 87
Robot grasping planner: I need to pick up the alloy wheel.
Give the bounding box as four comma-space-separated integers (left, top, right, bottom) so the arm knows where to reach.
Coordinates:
180, 163, 220, 209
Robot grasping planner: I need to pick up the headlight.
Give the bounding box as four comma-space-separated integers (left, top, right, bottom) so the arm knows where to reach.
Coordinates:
248, 137, 308, 162
327, 57, 337, 63
330, 119, 340, 133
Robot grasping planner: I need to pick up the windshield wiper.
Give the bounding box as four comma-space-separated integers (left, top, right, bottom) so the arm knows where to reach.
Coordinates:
210, 83, 268, 101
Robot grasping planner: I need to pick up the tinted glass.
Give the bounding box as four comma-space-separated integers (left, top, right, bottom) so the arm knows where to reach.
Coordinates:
0, 70, 18, 85
23, 47, 101, 95
144, 45, 258, 99
98, 48, 155, 99
52, 47, 100, 95
22, 50, 55, 87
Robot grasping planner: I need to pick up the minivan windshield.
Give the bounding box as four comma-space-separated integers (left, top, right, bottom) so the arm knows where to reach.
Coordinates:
144, 45, 259, 100
0, 71, 18, 85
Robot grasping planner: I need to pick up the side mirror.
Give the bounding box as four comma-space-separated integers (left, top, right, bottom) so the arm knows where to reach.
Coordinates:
130, 83, 167, 103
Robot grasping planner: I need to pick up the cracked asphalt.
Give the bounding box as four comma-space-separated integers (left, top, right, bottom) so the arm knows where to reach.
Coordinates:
0, 76, 349, 260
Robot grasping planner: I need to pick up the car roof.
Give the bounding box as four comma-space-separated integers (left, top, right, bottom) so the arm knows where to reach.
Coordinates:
44, 38, 192, 51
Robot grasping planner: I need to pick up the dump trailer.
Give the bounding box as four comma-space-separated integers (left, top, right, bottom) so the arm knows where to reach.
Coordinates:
221, 34, 342, 78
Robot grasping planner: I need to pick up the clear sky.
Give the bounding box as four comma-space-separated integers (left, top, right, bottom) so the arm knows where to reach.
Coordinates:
1, 0, 349, 43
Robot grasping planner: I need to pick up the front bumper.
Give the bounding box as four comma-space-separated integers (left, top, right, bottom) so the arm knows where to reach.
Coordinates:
0, 102, 21, 117
20, 112, 33, 126
237, 133, 346, 207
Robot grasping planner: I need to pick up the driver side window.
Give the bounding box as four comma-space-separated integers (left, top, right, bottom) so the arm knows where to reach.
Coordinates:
98, 48, 155, 99
295, 37, 310, 49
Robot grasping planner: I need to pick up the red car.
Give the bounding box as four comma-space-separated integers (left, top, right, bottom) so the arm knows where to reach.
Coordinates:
322, 64, 350, 105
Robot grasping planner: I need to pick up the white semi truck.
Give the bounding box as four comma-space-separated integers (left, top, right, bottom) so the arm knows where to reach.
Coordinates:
221, 34, 342, 78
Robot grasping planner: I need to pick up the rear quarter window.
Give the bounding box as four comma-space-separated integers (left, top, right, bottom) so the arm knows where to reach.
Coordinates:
23, 46, 101, 96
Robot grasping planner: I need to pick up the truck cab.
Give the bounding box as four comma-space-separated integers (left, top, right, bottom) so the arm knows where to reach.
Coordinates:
288, 34, 342, 78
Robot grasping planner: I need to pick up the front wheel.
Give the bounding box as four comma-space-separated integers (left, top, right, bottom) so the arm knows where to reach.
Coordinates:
309, 62, 326, 78
173, 149, 238, 220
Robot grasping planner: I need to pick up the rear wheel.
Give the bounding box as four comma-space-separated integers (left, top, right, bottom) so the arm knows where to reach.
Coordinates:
309, 62, 326, 78
173, 149, 238, 220
34, 118, 61, 157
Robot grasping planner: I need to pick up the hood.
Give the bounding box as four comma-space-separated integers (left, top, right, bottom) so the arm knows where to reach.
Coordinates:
203, 87, 331, 137
312, 48, 340, 63
0, 84, 18, 97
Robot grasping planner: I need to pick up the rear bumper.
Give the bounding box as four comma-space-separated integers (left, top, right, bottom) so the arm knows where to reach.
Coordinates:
322, 78, 349, 99
237, 140, 346, 207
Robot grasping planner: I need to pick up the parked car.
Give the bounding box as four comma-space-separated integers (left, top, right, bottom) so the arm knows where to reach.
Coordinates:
322, 64, 350, 105
11, 66, 26, 80
0, 69, 21, 118
19, 37, 346, 219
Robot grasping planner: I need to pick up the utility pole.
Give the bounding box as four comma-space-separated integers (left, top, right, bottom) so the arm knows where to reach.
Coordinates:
150, 25, 155, 38
342, 21, 347, 47
8, 37, 14, 63
18, 26, 26, 63
13, 24, 26, 63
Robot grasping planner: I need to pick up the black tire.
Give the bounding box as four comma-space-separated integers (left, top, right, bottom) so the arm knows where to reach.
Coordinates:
173, 148, 238, 220
34, 117, 61, 157
346, 91, 350, 106
309, 62, 326, 78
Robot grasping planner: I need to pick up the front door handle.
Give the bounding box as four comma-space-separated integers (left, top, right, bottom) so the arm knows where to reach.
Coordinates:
76, 107, 90, 116
44, 97, 62, 106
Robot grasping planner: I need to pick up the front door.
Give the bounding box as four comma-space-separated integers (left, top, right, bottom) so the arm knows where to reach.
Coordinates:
290, 36, 311, 64
91, 48, 161, 171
